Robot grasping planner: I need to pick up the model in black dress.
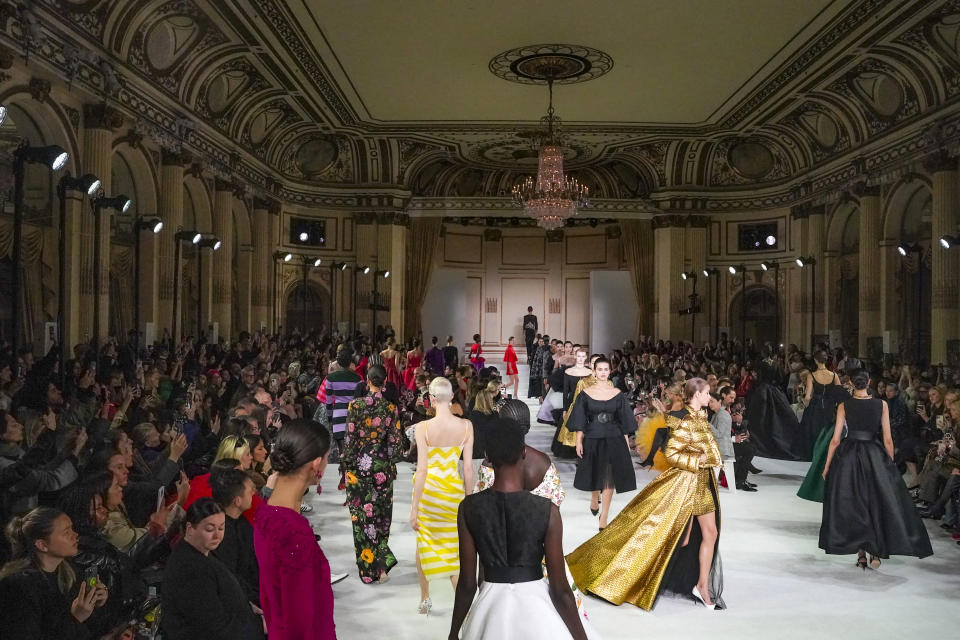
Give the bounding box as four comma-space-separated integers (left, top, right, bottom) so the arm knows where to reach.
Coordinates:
568, 357, 637, 530
820, 370, 933, 568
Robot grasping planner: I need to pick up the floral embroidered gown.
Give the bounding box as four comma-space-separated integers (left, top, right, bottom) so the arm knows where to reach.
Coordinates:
345, 391, 403, 582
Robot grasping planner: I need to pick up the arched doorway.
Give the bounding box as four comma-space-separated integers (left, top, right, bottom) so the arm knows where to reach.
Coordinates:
284, 281, 329, 335
729, 285, 779, 348
898, 184, 933, 363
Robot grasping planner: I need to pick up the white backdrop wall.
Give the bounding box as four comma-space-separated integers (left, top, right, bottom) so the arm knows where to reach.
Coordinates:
421, 268, 468, 347
590, 271, 638, 355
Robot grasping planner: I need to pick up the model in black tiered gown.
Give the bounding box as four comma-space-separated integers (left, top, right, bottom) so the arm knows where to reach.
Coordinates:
819, 396, 933, 559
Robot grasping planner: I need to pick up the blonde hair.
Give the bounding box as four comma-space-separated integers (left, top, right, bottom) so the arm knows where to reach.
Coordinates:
473, 379, 501, 415
683, 377, 710, 401
214, 435, 251, 465
428, 376, 454, 404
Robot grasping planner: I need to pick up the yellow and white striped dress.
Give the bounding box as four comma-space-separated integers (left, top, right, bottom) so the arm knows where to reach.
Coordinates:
416, 424, 467, 581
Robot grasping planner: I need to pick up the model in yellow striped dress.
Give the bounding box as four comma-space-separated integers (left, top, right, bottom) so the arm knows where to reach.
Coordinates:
410, 376, 474, 614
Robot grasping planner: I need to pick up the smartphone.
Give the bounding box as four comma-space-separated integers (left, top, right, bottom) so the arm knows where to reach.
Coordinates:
84, 566, 99, 589
155, 486, 165, 513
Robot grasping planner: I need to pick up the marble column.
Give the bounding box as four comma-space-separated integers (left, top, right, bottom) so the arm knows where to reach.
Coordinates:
378, 213, 408, 339
856, 184, 882, 358
927, 153, 960, 364
236, 244, 253, 334
157, 150, 187, 339
80, 104, 120, 344
250, 199, 274, 330
807, 205, 825, 342
210, 179, 234, 340
684, 216, 709, 343
62, 192, 85, 350
653, 215, 686, 342
355, 213, 378, 335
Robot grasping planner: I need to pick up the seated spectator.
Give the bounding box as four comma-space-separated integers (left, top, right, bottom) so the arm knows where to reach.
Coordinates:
210, 468, 260, 606
0, 506, 109, 639
160, 498, 264, 640
57, 472, 154, 637
1, 409, 85, 520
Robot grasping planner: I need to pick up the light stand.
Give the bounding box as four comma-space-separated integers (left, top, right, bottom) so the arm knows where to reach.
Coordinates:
12, 142, 69, 355
680, 271, 700, 343
299, 256, 322, 335
728, 265, 747, 362
331, 262, 347, 337
761, 261, 781, 348
173, 230, 202, 342
371, 270, 390, 337
56, 173, 100, 388
795, 256, 817, 351
898, 243, 923, 361
133, 216, 163, 354
91, 193, 132, 362
273, 251, 292, 334
197, 235, 221, 341
702, 268, 719, 344
352, 265, 370, 337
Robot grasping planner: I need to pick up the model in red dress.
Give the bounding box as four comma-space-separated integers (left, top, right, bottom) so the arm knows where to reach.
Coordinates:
469, 333, 485, 373
503, 336, 519, 398
402, 342, 423, 391
380, 340, 403, 389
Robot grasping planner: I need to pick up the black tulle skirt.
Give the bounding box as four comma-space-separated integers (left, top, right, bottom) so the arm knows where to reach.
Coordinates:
574, 435, 636, 493
819, 438, 933, 558
744, 383, 804, 461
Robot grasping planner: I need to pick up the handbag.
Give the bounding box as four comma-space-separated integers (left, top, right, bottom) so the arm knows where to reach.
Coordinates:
313, 402, 330, 428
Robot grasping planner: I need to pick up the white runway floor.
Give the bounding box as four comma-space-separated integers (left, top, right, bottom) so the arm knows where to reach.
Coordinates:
303, 363, 959, 639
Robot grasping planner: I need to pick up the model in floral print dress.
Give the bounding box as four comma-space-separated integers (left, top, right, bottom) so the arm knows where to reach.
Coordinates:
344, 368, 404, 583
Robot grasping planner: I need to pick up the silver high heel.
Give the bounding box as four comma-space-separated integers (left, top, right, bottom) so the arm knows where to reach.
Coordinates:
417, 596, 432, 614
692, 586, 716, 610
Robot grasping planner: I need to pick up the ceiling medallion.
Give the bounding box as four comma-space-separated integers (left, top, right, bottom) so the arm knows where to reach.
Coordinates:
489, 44, 613, 85
496, 45, 607, 230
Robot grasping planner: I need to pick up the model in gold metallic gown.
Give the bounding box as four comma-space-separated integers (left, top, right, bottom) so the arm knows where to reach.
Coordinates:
566, 379, 725, 611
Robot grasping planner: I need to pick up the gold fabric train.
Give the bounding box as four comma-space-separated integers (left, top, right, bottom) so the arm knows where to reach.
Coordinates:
555, 375, 599, 448
566, 406, 723, 610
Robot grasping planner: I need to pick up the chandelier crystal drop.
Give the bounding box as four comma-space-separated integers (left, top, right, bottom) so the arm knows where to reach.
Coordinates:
512, 80, 588, 230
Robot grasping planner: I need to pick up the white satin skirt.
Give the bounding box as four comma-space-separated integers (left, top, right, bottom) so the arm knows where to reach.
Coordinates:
460, 580, 601, 640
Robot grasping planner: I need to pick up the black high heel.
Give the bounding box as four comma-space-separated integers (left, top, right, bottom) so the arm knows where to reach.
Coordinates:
590, 506, 600, 516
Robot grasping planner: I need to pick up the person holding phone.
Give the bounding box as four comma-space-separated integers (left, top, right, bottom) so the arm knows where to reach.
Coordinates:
0, 506, 109, 639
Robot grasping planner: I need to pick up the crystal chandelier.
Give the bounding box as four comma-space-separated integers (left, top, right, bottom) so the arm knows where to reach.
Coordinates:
512, 79, 588, 230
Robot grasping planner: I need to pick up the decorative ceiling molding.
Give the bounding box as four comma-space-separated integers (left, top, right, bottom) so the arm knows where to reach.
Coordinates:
1, 0, 959, 214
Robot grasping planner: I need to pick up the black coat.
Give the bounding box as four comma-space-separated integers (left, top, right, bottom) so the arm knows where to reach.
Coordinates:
0, 566, 91, 640
210, 514, 259, 606
161, 541, 264, 640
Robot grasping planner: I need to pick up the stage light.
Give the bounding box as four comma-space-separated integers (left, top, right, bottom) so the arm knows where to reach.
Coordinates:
313, 257, 322, 267
760, 262, 769, 271
19, 144, 69, 171
0, 105, 6, 126
136, 216, 164, 234
897, 245, 907, 256
795, 257, 805, 267
728, 265, 737, 275
299, 231, 309, 242
94, 194, 132, 214
681, 271, 688, 280
940, 235, 958, 249
765, 235, 777, 246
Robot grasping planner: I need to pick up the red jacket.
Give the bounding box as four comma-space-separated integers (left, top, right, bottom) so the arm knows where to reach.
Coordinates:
184, 472, 263, 524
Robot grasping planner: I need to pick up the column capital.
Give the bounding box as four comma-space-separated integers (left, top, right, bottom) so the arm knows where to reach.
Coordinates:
253, 196, 281, 214
83, 103, 124, 131
355, 211, 377, 225
482, 229, 502, 242
161, 148, 193, 167
851, 182, 881, 198
376, 212, 409, 226
688, 214, 711, 229
214, 177, 236, 193
546, 229, 564, 242
924, 150, 958, 174
652, 214, 685, 230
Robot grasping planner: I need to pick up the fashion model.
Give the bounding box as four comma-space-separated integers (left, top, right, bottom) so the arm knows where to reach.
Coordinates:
567, 377, 725, 611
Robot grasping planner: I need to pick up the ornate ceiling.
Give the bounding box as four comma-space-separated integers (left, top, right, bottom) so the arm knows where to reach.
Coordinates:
5, 0, 960, 212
